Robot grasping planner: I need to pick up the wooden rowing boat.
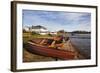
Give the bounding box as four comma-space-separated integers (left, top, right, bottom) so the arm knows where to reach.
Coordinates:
24, 38, 77, 60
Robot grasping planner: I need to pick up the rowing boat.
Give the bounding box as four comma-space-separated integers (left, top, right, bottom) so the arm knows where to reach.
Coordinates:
24, 38, 77, 60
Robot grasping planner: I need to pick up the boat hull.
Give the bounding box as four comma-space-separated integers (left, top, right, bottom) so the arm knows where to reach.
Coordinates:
25, 41, 76, 60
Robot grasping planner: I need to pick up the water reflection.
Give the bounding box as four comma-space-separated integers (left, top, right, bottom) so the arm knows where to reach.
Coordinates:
69, 33, 91, 59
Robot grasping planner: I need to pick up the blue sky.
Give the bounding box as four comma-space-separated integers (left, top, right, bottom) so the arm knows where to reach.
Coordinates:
22, 10, 91, 32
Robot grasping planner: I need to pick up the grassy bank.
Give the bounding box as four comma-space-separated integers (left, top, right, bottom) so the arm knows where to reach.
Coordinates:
23, 32, 53, 43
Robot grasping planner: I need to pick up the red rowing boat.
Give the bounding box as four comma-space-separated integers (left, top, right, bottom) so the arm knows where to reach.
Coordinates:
24, 38, 77, 60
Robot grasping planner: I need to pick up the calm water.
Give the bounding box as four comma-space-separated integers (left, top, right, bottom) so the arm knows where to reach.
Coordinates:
69, 33, 91, 59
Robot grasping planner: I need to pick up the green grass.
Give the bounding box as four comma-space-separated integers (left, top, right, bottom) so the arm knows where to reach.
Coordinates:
23, 32, 53, 44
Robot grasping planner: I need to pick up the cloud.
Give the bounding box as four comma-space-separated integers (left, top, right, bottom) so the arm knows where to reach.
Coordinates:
23, 10, 91, 32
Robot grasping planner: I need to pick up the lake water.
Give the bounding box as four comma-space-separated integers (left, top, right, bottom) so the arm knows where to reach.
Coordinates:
69, 33, 91, 59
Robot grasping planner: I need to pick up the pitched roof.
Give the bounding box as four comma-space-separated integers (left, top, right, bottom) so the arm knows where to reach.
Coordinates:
31, 25, 47, 29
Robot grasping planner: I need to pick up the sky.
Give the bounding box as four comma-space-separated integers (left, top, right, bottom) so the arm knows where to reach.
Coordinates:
22, 10, 91, 32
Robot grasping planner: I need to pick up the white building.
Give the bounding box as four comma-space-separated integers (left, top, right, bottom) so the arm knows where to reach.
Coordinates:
30, 25, 49, 35
23, 25, 49, 35
23, 25, 58, 35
